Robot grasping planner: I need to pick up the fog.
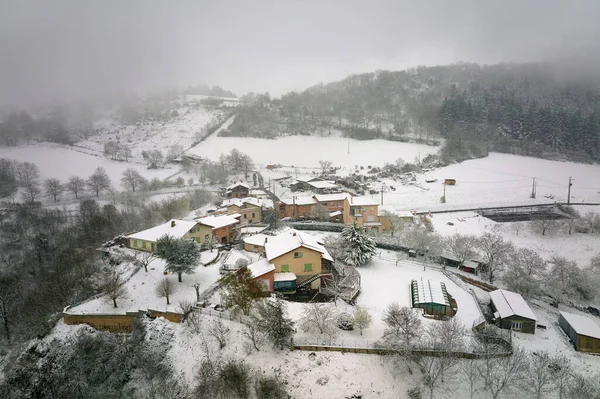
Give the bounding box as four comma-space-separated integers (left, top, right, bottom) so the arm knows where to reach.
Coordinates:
1, 0, 599, 106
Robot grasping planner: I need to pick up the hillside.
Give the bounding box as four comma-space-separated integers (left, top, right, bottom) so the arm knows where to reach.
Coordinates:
222, 62, 600, 163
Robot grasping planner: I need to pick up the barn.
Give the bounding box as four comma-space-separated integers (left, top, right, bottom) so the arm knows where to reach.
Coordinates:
558, 311, 600, 354
489, 289, 537, 334
411, 279, 453, 317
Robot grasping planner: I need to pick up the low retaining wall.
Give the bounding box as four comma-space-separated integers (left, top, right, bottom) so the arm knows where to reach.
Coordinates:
63, 308, 183, 332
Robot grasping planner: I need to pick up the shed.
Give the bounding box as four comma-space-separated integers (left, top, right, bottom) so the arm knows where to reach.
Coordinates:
558, 311, 600, 353
489, 289, 536, 334
461, 260, 480, 275
411, 279, 452, 316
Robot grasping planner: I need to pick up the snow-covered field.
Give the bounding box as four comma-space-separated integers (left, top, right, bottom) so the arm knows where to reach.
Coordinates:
429, 208, 600, 268
68, 250, 221, 315
186, 134, 440, 169
0, 143, 175, 183
377, 153, 600, 212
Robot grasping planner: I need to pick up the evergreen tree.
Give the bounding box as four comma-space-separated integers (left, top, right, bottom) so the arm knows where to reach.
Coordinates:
155, 235, 201, 282
252, 299, 294, 350
339, 223, 377, 266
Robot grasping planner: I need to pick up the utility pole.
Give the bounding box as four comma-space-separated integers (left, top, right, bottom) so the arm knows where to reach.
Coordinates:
441, 181, 446, 203
347, 141, 350, 155
567, 176, 572, 205
530, 177, 536, 199
380, 183, 384, 205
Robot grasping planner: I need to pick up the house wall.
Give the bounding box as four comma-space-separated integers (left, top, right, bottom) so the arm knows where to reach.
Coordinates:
342, 199, 383, 231
271, 247, 322, 278
230, 204, 262, 225
253, 269, 275, 292
499, 316, 536, 334
228, 187, 249, 198
559, 314, 600, 353
320, 199, 345, 212
128, 237, 156, 252
213, 225, 235, 243
244, 243, 265, 253
191, 224, 214, 244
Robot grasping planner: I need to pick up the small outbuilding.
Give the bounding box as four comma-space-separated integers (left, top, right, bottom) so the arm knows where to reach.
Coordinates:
411, 279, 453, 316
558, 311, 600, 354
489, 289, 537, 334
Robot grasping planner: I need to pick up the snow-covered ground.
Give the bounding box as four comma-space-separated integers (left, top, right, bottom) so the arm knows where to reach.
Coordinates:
186, 134, 439, 169
429, 209, 600, 268
378, 153, 600, 212
0, 143, 175, 183
68, 250, 221, 315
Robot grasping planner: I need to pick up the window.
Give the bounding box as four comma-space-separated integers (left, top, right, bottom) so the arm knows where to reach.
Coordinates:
303, 263, 312, 272
350, 208, 356, 216
511, 321, 523, 330
133, 239, 138, 247
205, 234, 210, 240
367, 215, 375, 222
253, 245, 259, 251
322, 202, 328, 207
252, 212, 255, 218
151, 243, 156, 251
294, 251, 303, 258
281, 264, 290, 272
142, 241, 146, 249
244, 214, 247, 219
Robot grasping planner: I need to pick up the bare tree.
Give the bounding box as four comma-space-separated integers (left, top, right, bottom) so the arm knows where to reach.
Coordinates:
242, 322, 264, 352
310, 204, 330, 221
353, 307, 373, 335
0, 275, 21, 342
444, 234, 478, 267
155, 277, 177, 305
44, 178, 64, 202
380, 210, 410, 237
503, 248, 546, 297
136, 251, 157, 273
101, 269, 128, 308
583, 211, 600, 234
460, 358, 480, 399
15, 162, 39, 187
530, 215, 559, 236
208, 318, 230, 349
67, 175, 86, 198
87, 167, 111, 197
402, 227, 441, 261
193, 282, 201, 302
525, 350, 556, 399
486, 346, 529, 399
566, 372, 600, 399
415, 318, 465, 399
178, 300, 195, 322
318, 160, 332, 174
299, 303, 338, 337
381, 303, 422, 350
21, 182, 41, 204
476, 232, 514, 283
120, 168, 147, 192
550, 355, 573, 399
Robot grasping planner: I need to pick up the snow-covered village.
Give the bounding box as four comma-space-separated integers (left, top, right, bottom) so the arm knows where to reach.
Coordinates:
2, 2, 600, 399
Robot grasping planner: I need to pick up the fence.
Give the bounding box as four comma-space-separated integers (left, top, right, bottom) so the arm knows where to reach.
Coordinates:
63, 308, 184, 332
195, 307, 253, 326
291, 336, 512, 359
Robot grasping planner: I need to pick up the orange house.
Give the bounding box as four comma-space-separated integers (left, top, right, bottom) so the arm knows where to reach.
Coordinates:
248, 258, 276, 292
277, 196, 318, 219
343, 196, 384, 232
196, 214, 241, 244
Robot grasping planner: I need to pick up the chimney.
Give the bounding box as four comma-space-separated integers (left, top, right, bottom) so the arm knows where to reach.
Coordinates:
292, 232, 296, 236
171, 220, 176, 227
264, 237, 268, 243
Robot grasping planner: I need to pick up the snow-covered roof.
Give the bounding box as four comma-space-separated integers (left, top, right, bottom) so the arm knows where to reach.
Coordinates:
274, 272, 297, 282
463, 260, 480, 269
279, 196, 318, 205
560, 311, 600, 339
248, 258, 275, 279
264, 230, 333, 262
227, 182, 250, 190
294, 176, 322, 183
196, 214, 240, 229
412, 279, 450, 306
330, 211, 342, 217
314, 193, 351, 202
239, 225, 268, 235
396, 211, 415, 218
307, 180, 337, 189
221, 197, 262, 208
348, 196, 380, 206
489, 289, 537, 321
222, 249, 250, 269
127, 219, 198, 242
243, 234, 269, 247
439, 250, 460, 262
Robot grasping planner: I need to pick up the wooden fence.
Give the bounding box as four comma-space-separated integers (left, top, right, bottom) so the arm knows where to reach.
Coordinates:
63, 308, 184, 332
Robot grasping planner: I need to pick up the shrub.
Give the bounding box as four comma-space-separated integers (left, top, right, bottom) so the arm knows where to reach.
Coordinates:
337, 312, 354, 331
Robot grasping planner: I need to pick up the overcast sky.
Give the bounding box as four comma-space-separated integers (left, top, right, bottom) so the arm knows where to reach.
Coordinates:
1, 0, 599, 106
